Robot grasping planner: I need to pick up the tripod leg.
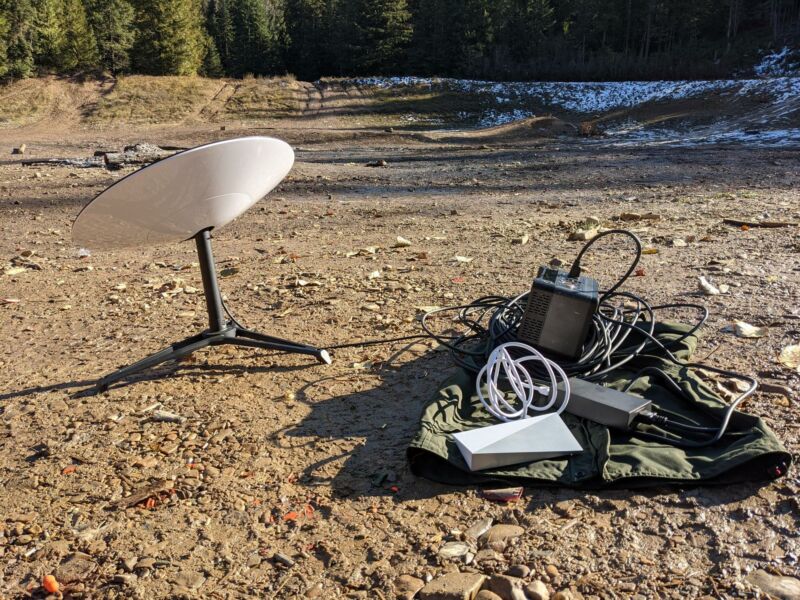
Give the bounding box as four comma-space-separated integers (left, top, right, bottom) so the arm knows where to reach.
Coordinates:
96, 332, 216, 391
231, 328, 332, 364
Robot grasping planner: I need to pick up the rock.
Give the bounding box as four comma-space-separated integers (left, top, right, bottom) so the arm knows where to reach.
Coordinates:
475, 592, 503, 600
746, 569, 800, 599
273, 552, 295, 567
122, 556, 138, 572
544, 565, 559, 578
112, 573, 137, 586
568, 229, 598, 241
136, 557, 156, 570
439, 541, 472, 559
395, 574, 425, 600
485, 575, 527, 600
56, 553, 96, 583
551, 591, 576, 600
171, 572, 205, 590
481, 525, 524, 546
618, 212, 641, 221
507, 565, 530, 578
465, 518, 493, 540
419, 572, 485, 600
524, 581, 549, 600
12, 144, 26, 155
473, 549, 505, 565
366, 159, 388, 167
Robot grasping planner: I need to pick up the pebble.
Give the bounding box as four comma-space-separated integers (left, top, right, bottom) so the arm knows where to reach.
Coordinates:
122, 556, 138, 572
171, 571, 205, 590
551, 591, 576, 600
525, 580, 550, 600
544, 565, 559, 578
112, 573, 137, 586
486, 575, 527, 600
273, 552, 295, 567
438, 541, 471, 559
136, 557, 156, 570
475, 592, 503, 600
395, 574, 424, 600
746, 569, 800, 598
419, 572, 485, 600
482, 525, 524, 546
507, 565, 530, 578
465, 518, 493, 540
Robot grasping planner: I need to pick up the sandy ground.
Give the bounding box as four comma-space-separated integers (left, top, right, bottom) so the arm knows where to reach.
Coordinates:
1, 111, 800, 599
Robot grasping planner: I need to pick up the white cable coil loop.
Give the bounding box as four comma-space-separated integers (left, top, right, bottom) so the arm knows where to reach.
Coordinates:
476, 342, 570, 422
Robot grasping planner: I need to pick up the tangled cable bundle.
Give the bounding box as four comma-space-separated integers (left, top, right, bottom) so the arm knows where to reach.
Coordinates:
421, 230, 707, 379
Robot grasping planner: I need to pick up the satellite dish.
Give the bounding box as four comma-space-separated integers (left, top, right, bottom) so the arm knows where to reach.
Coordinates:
72, 137, 331, 391
73, 136, 294, 250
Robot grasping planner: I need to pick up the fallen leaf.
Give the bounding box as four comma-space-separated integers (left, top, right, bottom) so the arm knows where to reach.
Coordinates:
642, 247, 659, 255
220, 267, 239, 277
698, 276, 721, 295
778, 344, 800, 371
1, 298, 20, 304
512, 234, 529, 245
351, 360, 374, 370
283, 511, 299, 522
729, 321, 768, 338
453, 255, 474, 263
368, 270, 381, 280
4, 266, 27, 276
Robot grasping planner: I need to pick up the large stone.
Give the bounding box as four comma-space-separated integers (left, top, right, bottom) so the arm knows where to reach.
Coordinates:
419, 572, 486, 600
485, 575, 527, 600
481, 525, 525, 546
396, 574, 425, 600
524, 581, 549, 600
746, 570, 800, 600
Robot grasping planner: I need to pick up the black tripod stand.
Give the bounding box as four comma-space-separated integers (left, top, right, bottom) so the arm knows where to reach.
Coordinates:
96, 229, 331, 391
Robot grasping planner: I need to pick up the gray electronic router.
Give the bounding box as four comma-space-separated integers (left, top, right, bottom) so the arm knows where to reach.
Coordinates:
453, 413, 582, 471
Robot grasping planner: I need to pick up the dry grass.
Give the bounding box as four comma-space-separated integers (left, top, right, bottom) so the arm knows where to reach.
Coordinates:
85, 76, 224, 125
224, 77, 307, 119
0, 79, 55, 128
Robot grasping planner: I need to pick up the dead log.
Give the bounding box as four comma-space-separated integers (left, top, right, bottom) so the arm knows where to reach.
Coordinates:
21, 157, 105, 168
103, 143, 177, 170
723, 218, 798, 228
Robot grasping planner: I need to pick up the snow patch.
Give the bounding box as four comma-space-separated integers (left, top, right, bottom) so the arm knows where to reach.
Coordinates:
754, 47, 800, 78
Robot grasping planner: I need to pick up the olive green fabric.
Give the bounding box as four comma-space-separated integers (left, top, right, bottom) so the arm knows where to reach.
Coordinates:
407, 322, 791, 488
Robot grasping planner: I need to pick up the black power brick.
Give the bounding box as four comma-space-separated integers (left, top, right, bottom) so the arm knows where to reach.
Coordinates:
516, 266, 599, 359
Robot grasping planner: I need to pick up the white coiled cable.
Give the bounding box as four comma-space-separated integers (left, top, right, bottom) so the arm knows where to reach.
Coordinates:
476, 342, 570, 422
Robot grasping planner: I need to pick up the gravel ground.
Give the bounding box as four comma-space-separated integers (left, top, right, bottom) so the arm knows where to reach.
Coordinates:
1, 121, 799, 599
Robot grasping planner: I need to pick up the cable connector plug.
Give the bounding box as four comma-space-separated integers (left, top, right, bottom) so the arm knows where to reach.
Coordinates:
637, 410, 670, 428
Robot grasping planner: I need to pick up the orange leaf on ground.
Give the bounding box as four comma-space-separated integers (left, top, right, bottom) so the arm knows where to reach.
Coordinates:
42, 575, 60, 593
62, 465, 77, 475
283, 511, 299, 521
740, 224, 750, 231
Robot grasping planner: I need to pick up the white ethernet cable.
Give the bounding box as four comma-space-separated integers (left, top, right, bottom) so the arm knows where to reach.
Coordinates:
476, 341, 570, 422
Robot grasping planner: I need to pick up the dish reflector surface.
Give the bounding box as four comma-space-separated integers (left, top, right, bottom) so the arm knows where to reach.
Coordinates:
72, 137, 294, 249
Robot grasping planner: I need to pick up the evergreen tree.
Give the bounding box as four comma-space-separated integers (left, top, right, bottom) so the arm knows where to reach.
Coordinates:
337, 0, 412, 74
0, 0, 36, 78
132, 0, 206, 75
408, 0, 492, 76
61, 0, 99, 70
228, 0, 285, 76
207, 0, 235, 72
494, 0, 554, 64
284, 0, 330, 80
86, 0, 135, 73
32, 0, 65, 69
0, 11, 8, 78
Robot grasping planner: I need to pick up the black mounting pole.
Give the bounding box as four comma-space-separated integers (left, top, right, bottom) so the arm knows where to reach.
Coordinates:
195, 229, 226, 332
94, 229, 331, 391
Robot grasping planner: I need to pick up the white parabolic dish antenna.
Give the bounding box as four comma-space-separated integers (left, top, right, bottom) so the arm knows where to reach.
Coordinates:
72, 136, 294, 250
